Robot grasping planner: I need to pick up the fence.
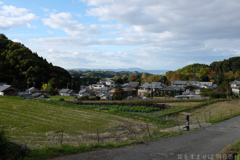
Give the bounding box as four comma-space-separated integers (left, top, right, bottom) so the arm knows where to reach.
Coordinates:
7, 114, 207, 148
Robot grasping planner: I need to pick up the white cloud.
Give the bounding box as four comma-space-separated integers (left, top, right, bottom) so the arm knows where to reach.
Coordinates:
0, 5, 38, 30
84, 0, 240, 40
42, 12, 100, 36
47, 30, 54, 34
41, 7, 49, 12
0, 1, 4, 5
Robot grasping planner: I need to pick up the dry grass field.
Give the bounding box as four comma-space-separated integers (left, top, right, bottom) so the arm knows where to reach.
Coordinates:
0, 96, 151, 147
191, 100, 240, 121
167, 100, 240, 124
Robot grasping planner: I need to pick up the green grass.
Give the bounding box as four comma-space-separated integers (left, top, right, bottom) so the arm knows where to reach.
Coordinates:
0, 97, 155, 141
0, 96, 173, 148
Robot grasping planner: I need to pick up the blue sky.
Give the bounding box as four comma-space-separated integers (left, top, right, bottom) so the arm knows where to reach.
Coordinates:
1, 0, 240, 70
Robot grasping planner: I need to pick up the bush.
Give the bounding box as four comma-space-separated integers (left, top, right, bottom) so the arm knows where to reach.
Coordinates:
77, 96, 89, 101
201, 88, 227, 98
0, 130, 27, 159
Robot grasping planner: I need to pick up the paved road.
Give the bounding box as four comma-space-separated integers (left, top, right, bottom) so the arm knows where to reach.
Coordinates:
52, 116, 240, 160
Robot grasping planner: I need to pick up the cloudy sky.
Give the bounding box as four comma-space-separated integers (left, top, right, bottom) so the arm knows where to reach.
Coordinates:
1, 0, 240, 70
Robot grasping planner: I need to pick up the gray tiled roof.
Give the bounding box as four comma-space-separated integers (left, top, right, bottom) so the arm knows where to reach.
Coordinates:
32, 93, 42, 97
59, 89, 71, 93
231, 81, 240, 85
171, 81, 189, 85
0, 85, 11, 92
140, 82, 162, 89
182, 90, 196, 95
159, 86, 185, 91
128, 82, 139, 88
123, 86, 136, 91
97, 87, 109, 91
79, 89, 87, 94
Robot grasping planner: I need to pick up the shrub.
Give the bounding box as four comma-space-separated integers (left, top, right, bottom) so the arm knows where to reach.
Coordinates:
77, 96, 90, 101
0, 130, 27, 159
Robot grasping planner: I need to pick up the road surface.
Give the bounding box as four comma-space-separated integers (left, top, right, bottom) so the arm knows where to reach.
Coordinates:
52, 116, 240, 160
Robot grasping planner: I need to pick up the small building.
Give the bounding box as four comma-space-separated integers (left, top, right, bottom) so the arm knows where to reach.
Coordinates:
189, 81, 200, 86
159, 86, 185, 96
138, 82, 162, 96
171, 81, 190, 87
59, 89, 75, 96
128, 82, 140, 88
231, 81, 240, 95
26, 87, 40, 94
108, 89, 116, 96
182, 90, 197, 95
26, 87, 47, 95
0, 85, 18, 96
32, 93, 49, 99
79, 89, 91, 97
105, 79, 115, 87
96, 87, 110, 93
96, 92, 111, 100
123, 86, 137, 97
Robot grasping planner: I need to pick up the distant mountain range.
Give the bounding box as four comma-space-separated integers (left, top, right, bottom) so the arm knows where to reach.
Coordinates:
67, 68, 168, 74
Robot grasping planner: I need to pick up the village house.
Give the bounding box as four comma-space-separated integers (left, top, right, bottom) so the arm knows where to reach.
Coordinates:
108, 88, 116, 96
26, 87, 47, 95
0, 84, 18, 96
159, 86, 185, 96
105, 78, 116, 88
123, 86, 137, 97
171, 81, 190, 87
231, 81, 240, 95
138, 82, 162, 96
78, 89, 91, 97
59, 89, 75, 96
96, 92, 111, 100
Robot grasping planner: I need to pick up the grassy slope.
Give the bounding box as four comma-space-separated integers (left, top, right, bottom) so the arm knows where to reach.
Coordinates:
0, 96, 153, 140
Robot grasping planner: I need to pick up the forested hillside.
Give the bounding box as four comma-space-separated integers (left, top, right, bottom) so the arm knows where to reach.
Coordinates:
175, 63, 209, 73
210, 57, 240, 73
175, 57, 240, 74
0, 34, 71, 90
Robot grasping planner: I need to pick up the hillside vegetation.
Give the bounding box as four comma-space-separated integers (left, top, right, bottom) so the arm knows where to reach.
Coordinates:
0, 34, 71, 90
175, 63, 209, 73
175, 57, 240, 74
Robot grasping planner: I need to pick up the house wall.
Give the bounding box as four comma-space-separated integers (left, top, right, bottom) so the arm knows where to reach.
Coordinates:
3, 89, 18, 96
232, 88, 239, 95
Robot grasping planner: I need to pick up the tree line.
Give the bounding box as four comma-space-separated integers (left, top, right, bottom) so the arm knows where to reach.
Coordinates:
0, 34, 71, 91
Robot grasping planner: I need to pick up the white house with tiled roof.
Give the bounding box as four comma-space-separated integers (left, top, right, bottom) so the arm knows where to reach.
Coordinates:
231, 81, 240, 95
